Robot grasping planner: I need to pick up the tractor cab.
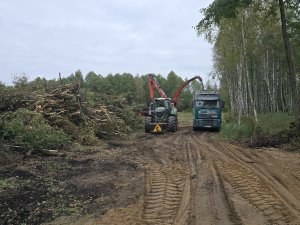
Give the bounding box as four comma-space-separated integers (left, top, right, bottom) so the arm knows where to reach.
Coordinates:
144, 98, 177, 133
150, 98, 171, 123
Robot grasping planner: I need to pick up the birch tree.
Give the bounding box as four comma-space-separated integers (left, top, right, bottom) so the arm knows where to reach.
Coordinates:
197, 0, 300, 120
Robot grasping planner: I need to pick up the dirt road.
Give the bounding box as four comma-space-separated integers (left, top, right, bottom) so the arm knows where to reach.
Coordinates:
1, 126, 300, 225
98, 127, 300, 225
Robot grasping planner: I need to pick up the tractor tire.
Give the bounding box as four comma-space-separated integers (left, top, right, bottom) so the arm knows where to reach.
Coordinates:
167, 116, 176, 132
144, 116, 152, 133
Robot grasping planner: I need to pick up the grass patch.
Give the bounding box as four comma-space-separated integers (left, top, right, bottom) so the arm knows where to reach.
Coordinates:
219, 112, 294, 142
178, 111, 193, 126
257, 112, 293, 135
220, 122, 254, 141
0, 178, 19, 190
0, 108, 70, 151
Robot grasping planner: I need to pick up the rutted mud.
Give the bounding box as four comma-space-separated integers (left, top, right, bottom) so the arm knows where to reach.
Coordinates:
2, 127, 300, 225
98, 127, 300, 225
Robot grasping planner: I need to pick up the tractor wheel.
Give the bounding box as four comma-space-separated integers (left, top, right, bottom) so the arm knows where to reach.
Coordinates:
167, 116, 176, 132
144, 116, 151, 133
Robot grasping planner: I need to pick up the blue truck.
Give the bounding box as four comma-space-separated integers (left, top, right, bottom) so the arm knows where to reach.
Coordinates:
192, 91, 223, 131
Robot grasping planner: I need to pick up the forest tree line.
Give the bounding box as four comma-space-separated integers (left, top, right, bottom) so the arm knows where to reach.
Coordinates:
197, 0, 300, 123
1, 71, 215, 112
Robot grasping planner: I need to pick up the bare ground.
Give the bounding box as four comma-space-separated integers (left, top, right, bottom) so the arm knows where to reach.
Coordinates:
1, 125, 300, 225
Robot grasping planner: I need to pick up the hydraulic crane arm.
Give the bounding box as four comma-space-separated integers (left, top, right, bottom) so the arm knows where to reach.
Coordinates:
148, 74, 167, 100
172, 76, 203, 105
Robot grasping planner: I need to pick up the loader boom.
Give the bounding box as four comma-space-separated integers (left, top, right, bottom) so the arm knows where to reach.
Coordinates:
172, 76, 203, 105
148, 74, 167, 100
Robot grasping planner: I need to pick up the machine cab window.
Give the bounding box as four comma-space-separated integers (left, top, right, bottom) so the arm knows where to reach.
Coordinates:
151, 99, 170, 110
196, 100, 219, 108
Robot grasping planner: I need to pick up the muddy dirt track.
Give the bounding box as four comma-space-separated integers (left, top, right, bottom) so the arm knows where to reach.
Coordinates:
95, 127, 300, 225
1, 126, 300, 225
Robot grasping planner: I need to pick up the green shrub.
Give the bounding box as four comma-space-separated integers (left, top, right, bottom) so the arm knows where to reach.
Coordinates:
219, 112, 294, 142
257, 112, 293, 135
222, 112, 234, 123
119, 107, 136, 127
220, 121, 254, 141
241, 116, 255, 131
0, 109, 70, 150
47, 115, 102, 146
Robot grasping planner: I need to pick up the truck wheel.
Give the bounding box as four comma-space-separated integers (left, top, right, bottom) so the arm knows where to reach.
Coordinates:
167, 116, 176, 132
144, 116, 151, 133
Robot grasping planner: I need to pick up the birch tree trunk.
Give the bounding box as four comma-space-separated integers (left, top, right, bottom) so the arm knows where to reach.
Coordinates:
241, 15, 258, 123
278, 0, 299, 119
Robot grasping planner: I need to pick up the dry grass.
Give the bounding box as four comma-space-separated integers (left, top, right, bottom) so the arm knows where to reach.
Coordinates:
178, 111, 193, 127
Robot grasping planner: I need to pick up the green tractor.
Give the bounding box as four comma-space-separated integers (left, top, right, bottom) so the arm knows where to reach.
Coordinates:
143, 74, 202, 133
144, 98, 177, 133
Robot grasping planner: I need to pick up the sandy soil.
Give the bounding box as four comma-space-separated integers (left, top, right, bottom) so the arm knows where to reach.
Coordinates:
97, 127, 300, 225
1, 126, 300, 225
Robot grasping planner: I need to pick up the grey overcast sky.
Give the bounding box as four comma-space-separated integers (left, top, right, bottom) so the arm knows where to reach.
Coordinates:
0, 0, 213, 84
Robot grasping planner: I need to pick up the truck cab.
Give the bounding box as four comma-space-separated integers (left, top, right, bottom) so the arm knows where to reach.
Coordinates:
192, 91, 222, 131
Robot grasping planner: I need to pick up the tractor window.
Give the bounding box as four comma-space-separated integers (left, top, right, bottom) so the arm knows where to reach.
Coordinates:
152, 100, 170, 109
153, 100, 164, 109
158, 101, 164, 107
164, 100, 169, 109
150, 103, 154, 110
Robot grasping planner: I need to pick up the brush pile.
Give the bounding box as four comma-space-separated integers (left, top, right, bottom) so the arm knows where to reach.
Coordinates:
0, 84, 133, 148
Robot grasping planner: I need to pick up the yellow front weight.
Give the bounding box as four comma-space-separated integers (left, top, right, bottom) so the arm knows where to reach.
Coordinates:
153, 124, 162, 132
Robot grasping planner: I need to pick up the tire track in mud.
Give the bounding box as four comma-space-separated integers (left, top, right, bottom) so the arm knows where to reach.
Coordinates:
186, 134, 239, 225
190, 132, 300, 224
253, 151, 300, 202
142, 135, 192, 225
148, 132, 241, 225
143, 166, 187, 225
216, 160, 296, 224
214, 142, 300, 223
54, 128, 300, 225
141, 129, 300, 225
